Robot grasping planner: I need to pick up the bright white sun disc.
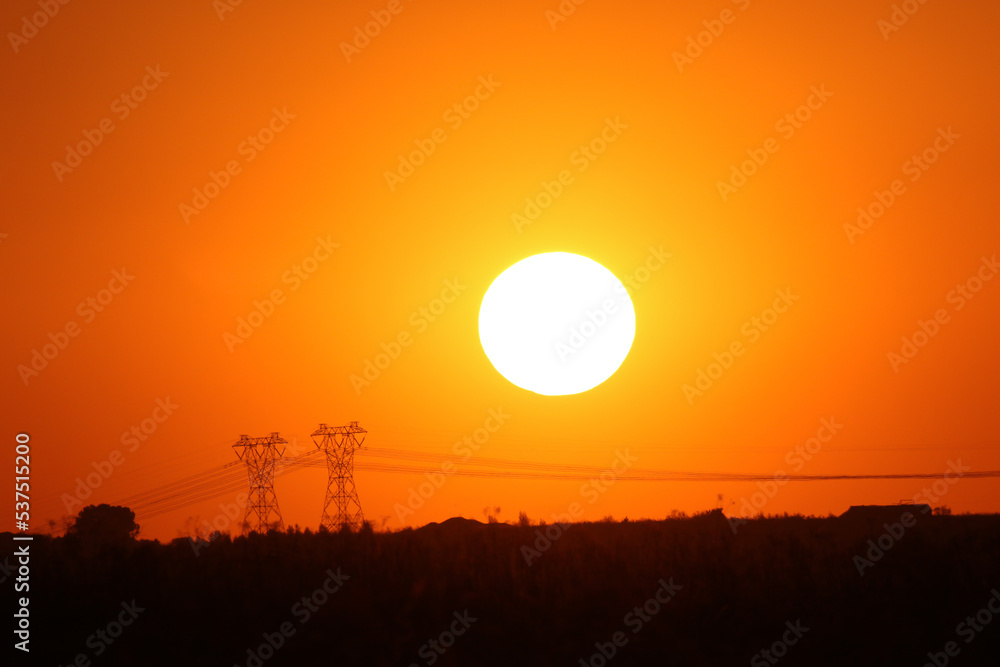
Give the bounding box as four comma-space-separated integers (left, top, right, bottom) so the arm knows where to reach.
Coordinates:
478, 252, 635, 396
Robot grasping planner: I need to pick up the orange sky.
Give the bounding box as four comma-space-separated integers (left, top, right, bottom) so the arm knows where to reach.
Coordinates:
3, 0, 999, 542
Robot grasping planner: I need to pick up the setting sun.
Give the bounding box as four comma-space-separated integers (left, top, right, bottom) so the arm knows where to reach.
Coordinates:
478, 252, 636, 395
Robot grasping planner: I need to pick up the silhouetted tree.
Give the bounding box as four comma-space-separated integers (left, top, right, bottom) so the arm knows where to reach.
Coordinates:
483, 506, 501, 523
68, 504, 139, 546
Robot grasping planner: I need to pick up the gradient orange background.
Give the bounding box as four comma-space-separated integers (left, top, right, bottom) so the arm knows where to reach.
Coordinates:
3, 0, 999, 542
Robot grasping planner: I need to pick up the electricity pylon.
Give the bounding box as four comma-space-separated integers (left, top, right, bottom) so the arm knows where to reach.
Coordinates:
233, 431, 286, 534
311, 421, 366, 531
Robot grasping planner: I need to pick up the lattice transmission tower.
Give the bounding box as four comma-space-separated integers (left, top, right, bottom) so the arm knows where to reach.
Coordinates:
311, 421, 367, 531
233, 431, 286, 534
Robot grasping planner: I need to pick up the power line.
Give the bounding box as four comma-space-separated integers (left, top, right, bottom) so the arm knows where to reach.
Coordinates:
33, 441, 1000, 536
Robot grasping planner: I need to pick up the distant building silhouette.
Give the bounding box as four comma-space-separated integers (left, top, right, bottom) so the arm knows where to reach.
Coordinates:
839, 504, 930, 523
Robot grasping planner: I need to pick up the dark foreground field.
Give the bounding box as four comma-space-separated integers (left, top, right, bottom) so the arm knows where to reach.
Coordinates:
9, 509, 1000, 666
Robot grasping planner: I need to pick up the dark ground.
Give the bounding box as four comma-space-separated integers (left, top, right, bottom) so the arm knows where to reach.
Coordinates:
8, 509, 1000, 666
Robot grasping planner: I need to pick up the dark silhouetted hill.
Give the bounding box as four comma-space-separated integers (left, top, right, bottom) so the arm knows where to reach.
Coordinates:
13, 510, 1000, 666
